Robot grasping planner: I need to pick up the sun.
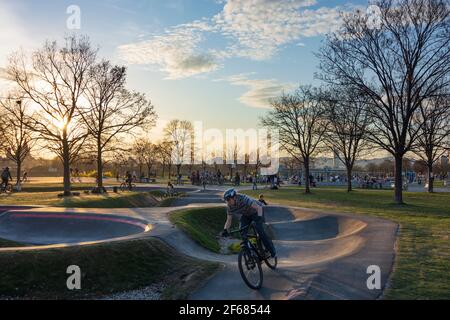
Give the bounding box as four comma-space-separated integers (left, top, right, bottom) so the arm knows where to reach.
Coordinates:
54, 115, 69, 131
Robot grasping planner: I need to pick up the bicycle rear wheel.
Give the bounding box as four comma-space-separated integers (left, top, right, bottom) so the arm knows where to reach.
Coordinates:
258, 239, 277, 270
264, 255, 277, 270
238, 248, 263, 290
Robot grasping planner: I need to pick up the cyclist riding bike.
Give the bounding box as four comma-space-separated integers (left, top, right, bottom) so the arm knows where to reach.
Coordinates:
221, 189, 276, 258
125, 171, 133, 190
1, 167, 12, 190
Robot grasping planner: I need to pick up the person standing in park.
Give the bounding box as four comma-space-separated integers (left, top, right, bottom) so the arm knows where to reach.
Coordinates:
1, 167, 12, 189
252, 176, 258, 190
235, 172, 241, 186
167, 180, 175, 196
22, 171, 28, 183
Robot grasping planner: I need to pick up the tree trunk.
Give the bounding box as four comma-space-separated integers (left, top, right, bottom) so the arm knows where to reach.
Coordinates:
97, 139, 103, 188
162, 162, 166, 178
16, 159, 22, 186
394, 155, 403, 204
427, 163, 434, 193
147, 164, 152, 177
62, 131, 71, 196
176, 164, 181, 184
346, 165, 353, 192
93, 139, 106, 194
304, 157, 311, 194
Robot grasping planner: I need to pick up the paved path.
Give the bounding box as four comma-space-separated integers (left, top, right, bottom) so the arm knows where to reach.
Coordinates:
0, 187, 398, 300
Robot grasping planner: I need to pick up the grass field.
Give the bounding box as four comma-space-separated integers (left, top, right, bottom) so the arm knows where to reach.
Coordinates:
169, 207, 273, 254
169, 207, 240, 253
0, 183, 180, 208
0, 191, 160, 208
0, 238, 218, 299
0, 238, 24, 248
242, 187, 450, 300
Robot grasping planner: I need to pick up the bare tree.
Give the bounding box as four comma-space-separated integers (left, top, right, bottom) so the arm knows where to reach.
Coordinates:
7, 35, 96, 196
111, 149, 132, 180
156, 140, 174, 179
81, 61, 157, 193
224, 142, 240, 180
281, 157, 302, 179
318, 0, 450, 203
133, 138, 159, 179
261, 86, 328, 194
323, 88, 371, 192
164, 120, 194, 184
242, 153, 250, 181
413, 95, 450, 192
251, 147, 263, 181
0, 96, 35, 185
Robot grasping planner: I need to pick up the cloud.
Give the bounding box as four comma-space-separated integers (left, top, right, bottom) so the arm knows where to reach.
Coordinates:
219, 74, 296, 109
118, 0, 346, 78
213, 0, 342, 60
118, 21, 219, 79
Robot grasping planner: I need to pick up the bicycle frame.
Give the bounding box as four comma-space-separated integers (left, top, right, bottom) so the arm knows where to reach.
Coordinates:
236, 222, 266, 262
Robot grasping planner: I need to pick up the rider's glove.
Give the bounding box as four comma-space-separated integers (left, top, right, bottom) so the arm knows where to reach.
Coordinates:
221, 229, 230, 238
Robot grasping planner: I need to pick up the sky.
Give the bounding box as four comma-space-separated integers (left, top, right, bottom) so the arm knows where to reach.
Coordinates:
0, 0, 371, 141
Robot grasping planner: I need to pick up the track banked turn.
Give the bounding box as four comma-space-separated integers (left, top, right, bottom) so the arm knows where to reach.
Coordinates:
0, 210, 151, 246
188, 204, 398, 300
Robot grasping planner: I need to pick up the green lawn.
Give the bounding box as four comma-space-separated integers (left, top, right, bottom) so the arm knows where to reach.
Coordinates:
434, 180, 449, 188
169, 207, 239, 253
0, 182, 186, 208
0, 191, 159, 208
0, 238, 24, 248
20, 183, 99, 193
169, 207, 273, 254
0, 238, 218, 299
242, 187, 450, 300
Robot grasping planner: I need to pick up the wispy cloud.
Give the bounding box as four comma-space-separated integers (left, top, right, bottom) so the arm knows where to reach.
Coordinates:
118, 21, 219, 79
118, 0, 346, 79
218, 74, 296, 109
213, 0, 330, 59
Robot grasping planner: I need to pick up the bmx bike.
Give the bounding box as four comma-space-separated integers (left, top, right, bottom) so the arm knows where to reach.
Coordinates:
229, 221, 277, 290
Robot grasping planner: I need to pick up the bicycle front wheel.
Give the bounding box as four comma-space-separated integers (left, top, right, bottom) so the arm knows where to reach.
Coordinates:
238, 248, 263, 290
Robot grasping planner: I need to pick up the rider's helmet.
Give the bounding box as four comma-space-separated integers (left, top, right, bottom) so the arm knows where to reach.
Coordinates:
223, 188, 237, 201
